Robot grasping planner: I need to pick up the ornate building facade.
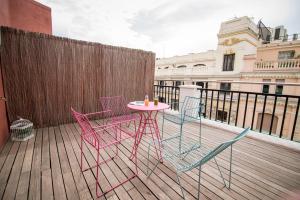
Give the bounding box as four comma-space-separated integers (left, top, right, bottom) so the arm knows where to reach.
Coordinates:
154, 16, 300, 141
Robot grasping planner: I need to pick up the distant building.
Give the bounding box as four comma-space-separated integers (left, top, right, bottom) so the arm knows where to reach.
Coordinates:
155, 16, 300, 141
155, 16, 300, 95
0, 0, 52, 34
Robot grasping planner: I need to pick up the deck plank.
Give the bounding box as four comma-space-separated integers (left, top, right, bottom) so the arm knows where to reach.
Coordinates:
15, 132, 36, 200
54, 126, 80, 200
41, 127, 54, 200
49, 126, 67, 200
28, 128, 43, 200
0, 141, 20, 199
2, 140, 27, 200
59, 124, 94, 200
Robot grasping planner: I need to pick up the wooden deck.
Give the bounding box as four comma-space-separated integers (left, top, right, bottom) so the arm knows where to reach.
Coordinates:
1, 116, 300, 200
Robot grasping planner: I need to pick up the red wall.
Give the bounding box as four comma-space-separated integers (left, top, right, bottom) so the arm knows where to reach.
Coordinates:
0, 0, 52, 34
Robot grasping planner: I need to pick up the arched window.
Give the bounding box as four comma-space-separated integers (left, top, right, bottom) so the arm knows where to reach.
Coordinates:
177, 65, 187, 68
193, 64, 206, 67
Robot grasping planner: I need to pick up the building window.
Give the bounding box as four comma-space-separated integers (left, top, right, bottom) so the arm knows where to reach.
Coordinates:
175, 81, 181, 87
275, 79, 284, 95
262, 85, 270, 94
196, 82, 204, 88
274, 28, 281, 40
223, 54, 235, 71
194, 64, 206, 67
262, 79, 271, 94
217, 110, 227, 121
159, 81, 165, 86
278, 51, 295, 60
220, 82, 231, 95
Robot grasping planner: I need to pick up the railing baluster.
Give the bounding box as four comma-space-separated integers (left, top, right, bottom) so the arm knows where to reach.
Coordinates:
159, 85, 161, 100
222, 91, 226, 123
215, 91, 220, 121
167, 87, 170, 104
259, 95, 267, 133
291, 98, 300, 141
200, 89, 203, 117
210, 91, 214, 120
235, 93, 241, 126
228, 91, 233, 125
251, 94, 257, 130
269, 96, 277, 135
243, 93, 249, 128
279, 97, 289, 138
204, 89, 208, 118
164, 85, 167, 103
174, 87, 177, 110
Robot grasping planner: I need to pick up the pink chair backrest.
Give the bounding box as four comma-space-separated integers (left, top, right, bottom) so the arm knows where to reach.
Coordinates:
71, 107, 96, 136
100, 96, 130, 117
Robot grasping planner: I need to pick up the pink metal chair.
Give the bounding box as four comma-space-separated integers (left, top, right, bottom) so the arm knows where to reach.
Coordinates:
99, 96, 139, 135
71, 107, 138, 197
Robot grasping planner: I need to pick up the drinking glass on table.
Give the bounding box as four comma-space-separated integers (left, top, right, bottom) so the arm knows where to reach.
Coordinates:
154, 96, 159, 106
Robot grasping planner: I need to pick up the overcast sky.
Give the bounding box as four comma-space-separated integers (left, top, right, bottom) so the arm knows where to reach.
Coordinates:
38, 0, 300, 58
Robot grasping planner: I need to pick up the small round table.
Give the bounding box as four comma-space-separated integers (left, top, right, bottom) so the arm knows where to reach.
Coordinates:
128, 102, 169, 161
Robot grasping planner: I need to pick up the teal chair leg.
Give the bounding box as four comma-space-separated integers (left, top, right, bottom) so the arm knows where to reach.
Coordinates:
213, 157, 228, 188
176, 172, 185, 199
199, 116, 202, 145
229, 145, 233, 189
179, 123, 183, 154
212, 146, 233, 189
146, 143, 160, 177
198, 165, 202, 199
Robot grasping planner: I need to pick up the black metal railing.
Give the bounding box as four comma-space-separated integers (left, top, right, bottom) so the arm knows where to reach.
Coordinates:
198, 88, 300, 141
153, 85, 180, 110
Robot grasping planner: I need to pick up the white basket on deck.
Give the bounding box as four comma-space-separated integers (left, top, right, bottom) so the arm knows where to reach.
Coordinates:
10, 118, 34, 141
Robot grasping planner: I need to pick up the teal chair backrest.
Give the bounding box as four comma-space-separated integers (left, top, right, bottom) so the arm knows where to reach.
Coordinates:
188, 128, 250, 170
180, 96, 202, 120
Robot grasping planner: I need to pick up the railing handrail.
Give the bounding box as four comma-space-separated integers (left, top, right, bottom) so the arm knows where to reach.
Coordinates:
255, 58, 300, 63
197, 88, 300, 99
154, 84, 180, 89
155, 80, 300, 87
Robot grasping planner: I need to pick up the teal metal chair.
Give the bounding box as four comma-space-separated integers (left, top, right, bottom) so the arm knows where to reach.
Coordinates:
147, 127, 250, 199
162, 96, 203, 154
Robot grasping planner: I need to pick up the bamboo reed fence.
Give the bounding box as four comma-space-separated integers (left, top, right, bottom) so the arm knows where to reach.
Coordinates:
0, 27, 155, 127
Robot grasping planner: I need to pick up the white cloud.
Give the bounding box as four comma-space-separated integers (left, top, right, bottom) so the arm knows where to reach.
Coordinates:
38, 0, 300, 57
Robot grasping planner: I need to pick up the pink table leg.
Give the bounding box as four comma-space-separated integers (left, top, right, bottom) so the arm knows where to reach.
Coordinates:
130, 110, 163, 162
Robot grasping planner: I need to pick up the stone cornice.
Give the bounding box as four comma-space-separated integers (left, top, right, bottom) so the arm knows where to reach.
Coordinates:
241, 72, 300, 78
258, 41, 300, 51
155, 74, 242, 80
218, 37, 257, 47
218, 29, 258, 40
